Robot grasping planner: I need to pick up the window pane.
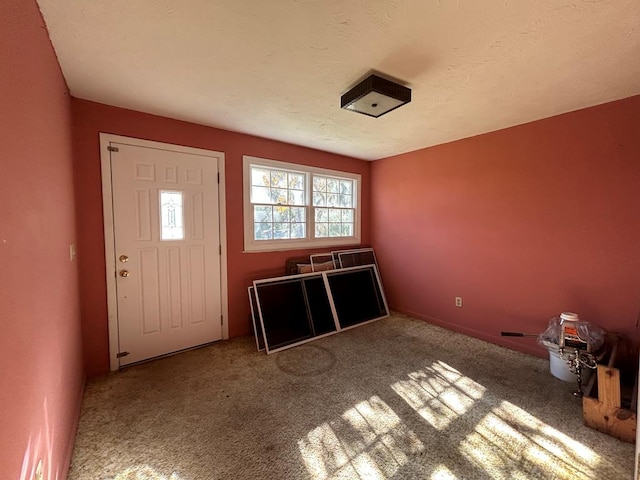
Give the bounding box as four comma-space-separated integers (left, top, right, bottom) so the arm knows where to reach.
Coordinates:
311, 203, 355, 240
290, 207, 305, 222
328, 223, 341, 237
273, 223, 290, 239
270, 170, 286, 187
340, 180, 352, 195
339, 194, 352, 208
255, 223, 272, 240
253, 206, 305, 241
254, 205, 272, 223
273, 206, 290, 223
160, 191, 184, 240
289, 190, 304, 206
311, 174, 356, 241
271, 188, 288, 204
313, 176, 327, 192
251, 186, 271, 204
291, 223, 305, 238
251, 167, 271, 186
315, 208, 328, 222
288, 173, 304, 190
313, 175, 354, 198
315, 223, 328, 238
253, 165, 307, 206
313, 192, 326, 207
250, 164, 312, 241
326, 178, 339, 193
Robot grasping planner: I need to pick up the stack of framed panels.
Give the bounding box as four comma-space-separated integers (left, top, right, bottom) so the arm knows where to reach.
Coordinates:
249, 260, 388, 354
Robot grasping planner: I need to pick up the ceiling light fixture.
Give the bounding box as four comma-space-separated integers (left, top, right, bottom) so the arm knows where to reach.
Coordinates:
341, 74, 411, 118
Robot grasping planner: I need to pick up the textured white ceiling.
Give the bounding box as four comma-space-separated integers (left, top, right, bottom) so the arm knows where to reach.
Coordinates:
36, 0, 640, 160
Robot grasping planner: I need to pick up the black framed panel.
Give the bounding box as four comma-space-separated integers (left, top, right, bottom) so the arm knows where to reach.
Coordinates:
326, 265, 388, 328
303, 276, 336, 336
310, 253, 335, 272
253, 273, 339, 353
255, 278, 313, 350
335, 247, 377, 269
248, 286, 265, 351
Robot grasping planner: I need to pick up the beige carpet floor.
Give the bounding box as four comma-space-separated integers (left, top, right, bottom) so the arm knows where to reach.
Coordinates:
68, 314, 634, 479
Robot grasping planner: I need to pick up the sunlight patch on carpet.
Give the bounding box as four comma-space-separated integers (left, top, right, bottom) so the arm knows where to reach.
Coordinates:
430, 465, 459, 479
298, 395, 425, 479
113, 466, 183, 480
391, 361, 486, 430
459, 400, 601, 479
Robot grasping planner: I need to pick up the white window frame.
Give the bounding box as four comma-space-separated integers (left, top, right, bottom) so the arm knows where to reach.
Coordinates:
243, 155, 361, 252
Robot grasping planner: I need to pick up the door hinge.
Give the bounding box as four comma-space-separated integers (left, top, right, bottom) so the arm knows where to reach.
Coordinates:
116, 351, 130, 358
221, 315, 224, 325
219, 244, 222, 255
217, 172, 220, 183
107, 145, 119, 152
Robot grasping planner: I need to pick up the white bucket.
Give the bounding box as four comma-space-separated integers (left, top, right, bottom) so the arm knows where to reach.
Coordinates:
547, 346, 575, 382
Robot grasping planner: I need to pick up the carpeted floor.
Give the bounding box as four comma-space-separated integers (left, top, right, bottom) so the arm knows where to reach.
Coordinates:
68, 314, 634, 479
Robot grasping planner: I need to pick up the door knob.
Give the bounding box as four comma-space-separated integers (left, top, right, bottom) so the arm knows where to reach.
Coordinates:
119, 255, 129, 263
119, 270, 130, 278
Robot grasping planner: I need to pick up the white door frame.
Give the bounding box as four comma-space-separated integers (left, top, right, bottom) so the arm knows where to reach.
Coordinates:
100, 133, 228, 371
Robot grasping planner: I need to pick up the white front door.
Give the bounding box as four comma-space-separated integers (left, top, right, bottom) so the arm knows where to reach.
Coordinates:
108, 140, 223, 366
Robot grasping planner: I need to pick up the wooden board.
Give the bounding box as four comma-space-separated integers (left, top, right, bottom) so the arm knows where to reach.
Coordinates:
583, 336, 637, 445
598, 364, 622, 408
583, 395, 636, 444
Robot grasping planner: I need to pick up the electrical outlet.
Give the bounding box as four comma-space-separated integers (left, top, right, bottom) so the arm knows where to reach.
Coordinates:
69, 244, 77, 262
455, 297, 463, 308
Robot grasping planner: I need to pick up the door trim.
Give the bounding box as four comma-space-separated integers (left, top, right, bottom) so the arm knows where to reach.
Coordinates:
100, 133, 228, 371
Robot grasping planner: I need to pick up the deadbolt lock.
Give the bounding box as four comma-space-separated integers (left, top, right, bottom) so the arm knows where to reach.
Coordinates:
119, 255, 129, 263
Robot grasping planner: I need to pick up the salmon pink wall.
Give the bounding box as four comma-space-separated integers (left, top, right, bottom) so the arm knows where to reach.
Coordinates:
0, 1, 84, 479
71, 99, 371, 376
371, 96, 640, 358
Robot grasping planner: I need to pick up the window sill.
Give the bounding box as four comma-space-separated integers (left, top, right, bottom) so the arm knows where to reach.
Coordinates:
243, 237, 361, 253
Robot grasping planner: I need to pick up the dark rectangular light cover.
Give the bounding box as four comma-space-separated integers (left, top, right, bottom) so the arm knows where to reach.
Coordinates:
341, 74, 411, 118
